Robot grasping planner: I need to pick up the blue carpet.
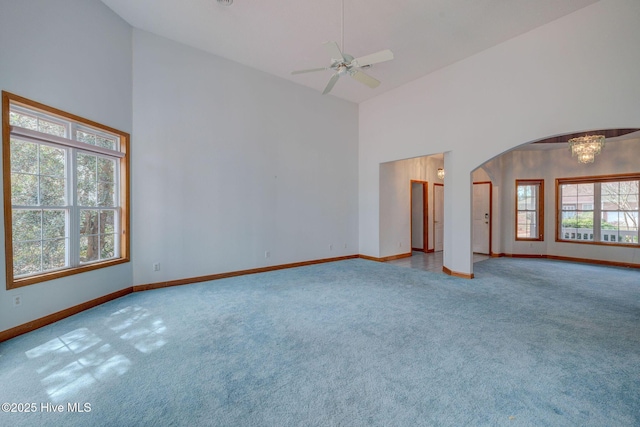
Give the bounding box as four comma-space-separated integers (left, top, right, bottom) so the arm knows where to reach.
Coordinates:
0, 258, 638, 426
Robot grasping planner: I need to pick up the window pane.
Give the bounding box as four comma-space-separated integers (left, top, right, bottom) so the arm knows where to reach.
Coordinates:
560, 184, 578, 207
80, 210, 98, 236
526, 194, 537, 211
602, 182, 619, 207
517, 212, 537, 238
37, 119, 66, 137
98, 182, 115, 207
605, 181, 639, 212
577, 183, 594, 205
39, 145, 65, 177
13, 210, 41, 242
96, 136, 116, 150
97, 157, 115, 182
560, 212, 578, 239
77, 153, 97, 178
101, 234, 115, 259
11, 139, 38, 174
575, 212, 593, 230
621, 230, 639, 244
9, 111, 37, 130
101, 210, 115, 234
14, 241, 41, 276
76, 130, 96, 145
518, 185, 537, 211
78, 181, 97, 206
40, 176, 65, 206
623, 180, 639, 195
11, 173, 38, 205
619, 211, 638, 231
43, 209, 66, 239
601, 210, 619, 244
77, 154, 97, 206
43, 238, 67, 270
80, 235, 100, 263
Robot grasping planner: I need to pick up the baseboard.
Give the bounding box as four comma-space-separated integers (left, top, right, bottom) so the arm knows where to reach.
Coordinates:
133, 255, 360, 292
494, 252, 640, 269
545, 255, 640, 269
442, 266, 474, 279
506, 253, 545, 258
359, 252, 412, 262
411, 247, 425, 252
0, 287, 132, 343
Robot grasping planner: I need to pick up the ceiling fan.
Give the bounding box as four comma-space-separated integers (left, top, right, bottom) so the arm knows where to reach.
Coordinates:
291, 0, 394, 95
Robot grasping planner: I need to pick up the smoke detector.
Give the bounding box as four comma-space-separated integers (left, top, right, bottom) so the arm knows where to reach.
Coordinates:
217, 0, 233, 5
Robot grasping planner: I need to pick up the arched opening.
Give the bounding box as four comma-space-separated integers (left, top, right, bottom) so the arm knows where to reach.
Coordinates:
471, 128, 640, 270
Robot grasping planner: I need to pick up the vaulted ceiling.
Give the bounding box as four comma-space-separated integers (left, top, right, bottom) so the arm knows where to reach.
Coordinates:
100, 0, 600, 103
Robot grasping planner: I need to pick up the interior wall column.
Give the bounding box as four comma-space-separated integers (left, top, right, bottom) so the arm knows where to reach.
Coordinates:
443, 151, 473, 277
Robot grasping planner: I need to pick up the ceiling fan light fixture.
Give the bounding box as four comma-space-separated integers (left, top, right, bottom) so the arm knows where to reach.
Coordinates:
217, 0, 233, 6
290, 0, 393, 95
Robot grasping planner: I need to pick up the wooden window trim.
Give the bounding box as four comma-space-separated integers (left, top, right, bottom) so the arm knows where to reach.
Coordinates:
2, 91, 130, 289
555, 173, 640, 248
515, 179, 544, 241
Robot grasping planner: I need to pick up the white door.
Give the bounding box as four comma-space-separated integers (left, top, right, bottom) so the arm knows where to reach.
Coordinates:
472, 183, 491, 254
434, 184, 444, 252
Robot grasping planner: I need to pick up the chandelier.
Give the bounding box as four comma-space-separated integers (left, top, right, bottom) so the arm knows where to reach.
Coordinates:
568, 135, 605, 164
437, 168, 445, 180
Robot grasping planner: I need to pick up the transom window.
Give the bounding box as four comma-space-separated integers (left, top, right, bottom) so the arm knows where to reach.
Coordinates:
516, 180, 544, 241
3, 92, 129, 289
557, 175, 639, 246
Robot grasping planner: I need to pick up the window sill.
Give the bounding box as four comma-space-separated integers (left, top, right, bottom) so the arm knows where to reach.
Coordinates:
7, 257, 130, 290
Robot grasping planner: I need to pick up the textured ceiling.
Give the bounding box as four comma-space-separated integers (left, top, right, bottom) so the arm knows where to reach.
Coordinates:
100, 0, 599, 103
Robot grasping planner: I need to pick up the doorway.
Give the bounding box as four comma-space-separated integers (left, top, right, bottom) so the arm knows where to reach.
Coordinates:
433, 183, 444, 252
410, 180, 428, 252
472, 181, 492, 255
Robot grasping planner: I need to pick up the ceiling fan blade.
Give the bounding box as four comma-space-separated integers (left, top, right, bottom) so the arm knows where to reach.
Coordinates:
323, 41, 345, 62
322, 73, 341, 95
350, 70, 380, 89
351, 49, 394, 67
291, 67, 327, 75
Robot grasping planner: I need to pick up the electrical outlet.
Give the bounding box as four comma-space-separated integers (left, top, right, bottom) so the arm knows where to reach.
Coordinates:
265, 251, 270, 258
398, 242, 402, 248
329, 244, 333, 251
153, 263, 160, 271
344, 243, 347, 249
13, 294, 22, 307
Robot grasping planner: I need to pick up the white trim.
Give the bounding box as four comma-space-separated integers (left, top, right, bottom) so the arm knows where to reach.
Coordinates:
10, 126, 125, 159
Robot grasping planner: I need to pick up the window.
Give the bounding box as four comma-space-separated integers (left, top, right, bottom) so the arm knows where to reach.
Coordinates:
557, 175, 639, 246
516, 180, 544, 241
2, 92, 129, 289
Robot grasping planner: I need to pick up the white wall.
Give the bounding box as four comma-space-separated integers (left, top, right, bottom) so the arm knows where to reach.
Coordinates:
359, 0, 640, 275
131, 30, 359, 285
0, 0, 133, 331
